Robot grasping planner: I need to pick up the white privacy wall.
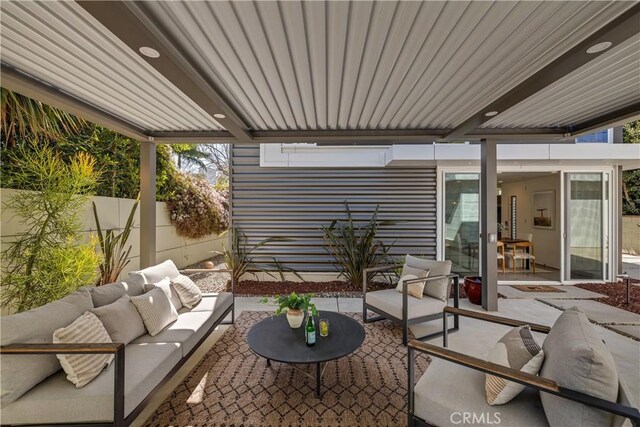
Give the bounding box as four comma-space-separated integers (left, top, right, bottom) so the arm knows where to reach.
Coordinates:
0, 189, 225, 278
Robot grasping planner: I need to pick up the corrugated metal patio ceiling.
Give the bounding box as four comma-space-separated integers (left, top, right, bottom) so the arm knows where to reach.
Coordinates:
0, 0, 638, 140
148, 1, 633, 131
0, 1, 224, 132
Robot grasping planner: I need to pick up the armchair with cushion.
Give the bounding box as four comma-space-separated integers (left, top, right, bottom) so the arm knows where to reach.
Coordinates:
407, 307, 640, 427
363, 255, 460, 345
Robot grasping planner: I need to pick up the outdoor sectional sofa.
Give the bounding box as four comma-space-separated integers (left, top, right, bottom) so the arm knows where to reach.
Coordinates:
0, 260, 234, 426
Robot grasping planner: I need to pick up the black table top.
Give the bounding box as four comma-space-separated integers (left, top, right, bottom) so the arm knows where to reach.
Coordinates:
246, 311, 365, 364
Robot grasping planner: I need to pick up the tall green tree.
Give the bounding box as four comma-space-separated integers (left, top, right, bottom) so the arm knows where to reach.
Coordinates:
172, 144, 213, 171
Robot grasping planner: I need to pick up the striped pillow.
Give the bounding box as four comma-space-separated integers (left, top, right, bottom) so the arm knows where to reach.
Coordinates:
52, 312, 114, 388
144, 277, 182, 311
130, 287, 178, 336
171, 274, 202, 308
485, 325, 544, 405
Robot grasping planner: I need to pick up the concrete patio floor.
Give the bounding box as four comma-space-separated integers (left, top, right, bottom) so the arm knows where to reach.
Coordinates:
131, 294, 640, 427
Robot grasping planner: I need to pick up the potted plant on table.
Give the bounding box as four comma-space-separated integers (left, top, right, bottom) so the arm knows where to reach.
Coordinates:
261, 292, 317, 328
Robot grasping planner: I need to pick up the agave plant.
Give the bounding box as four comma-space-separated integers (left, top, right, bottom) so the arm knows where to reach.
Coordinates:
321, 203, 396, 289
92, 199, 138, 285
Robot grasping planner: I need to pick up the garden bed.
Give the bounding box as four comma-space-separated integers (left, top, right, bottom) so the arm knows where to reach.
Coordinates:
575, 282, 640, 315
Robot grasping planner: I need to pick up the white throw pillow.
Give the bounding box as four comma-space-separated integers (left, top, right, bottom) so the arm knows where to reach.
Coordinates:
130, 287, 179, 336
171, 274, 202, 308
485, 325, 544, 405
396, 264, 430, 299
52, 312, 114, 388
144, 277, 182, 310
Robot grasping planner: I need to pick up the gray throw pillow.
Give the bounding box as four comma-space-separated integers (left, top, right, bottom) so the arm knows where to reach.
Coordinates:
0, 288, 93, 406
405, 256, 452, 300
540, 307, 619, 427
89, 280, 145, 308
90, 295, 146, 345
130, 287, 178, 336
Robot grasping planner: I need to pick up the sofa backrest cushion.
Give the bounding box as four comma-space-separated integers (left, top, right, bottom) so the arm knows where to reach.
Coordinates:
405, 255, 452, 299
540, 307, 619, 427
0, 288, 93, 406
90, 295, 146, 345
89, 280, 145, 308
128, 260, 181, 286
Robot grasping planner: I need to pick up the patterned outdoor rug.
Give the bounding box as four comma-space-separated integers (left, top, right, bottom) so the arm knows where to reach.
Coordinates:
511, 285, 566, 293
144, 311, 430, 427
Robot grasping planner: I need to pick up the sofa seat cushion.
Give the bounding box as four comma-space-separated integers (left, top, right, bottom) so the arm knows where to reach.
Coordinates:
414, 358, 549, 427
133, 310, 219, 357
179, 292, 233, 314
0, 342, 182, 425
366, 289, 446, 320
0, 288, 94, 406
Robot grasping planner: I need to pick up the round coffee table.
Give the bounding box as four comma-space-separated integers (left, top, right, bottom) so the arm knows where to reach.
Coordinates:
247, 310, 365, 398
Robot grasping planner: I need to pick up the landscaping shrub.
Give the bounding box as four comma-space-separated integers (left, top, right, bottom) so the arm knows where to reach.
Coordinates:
166, 171, 228, 239
1, 143, 101, 312
321, 203, 396, 289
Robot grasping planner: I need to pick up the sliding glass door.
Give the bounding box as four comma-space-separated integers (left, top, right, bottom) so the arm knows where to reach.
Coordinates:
444, 173, 480, 275
564, 173, 610, 281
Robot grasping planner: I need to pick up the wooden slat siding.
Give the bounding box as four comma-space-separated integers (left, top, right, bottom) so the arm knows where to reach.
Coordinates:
231, 145, 437, 272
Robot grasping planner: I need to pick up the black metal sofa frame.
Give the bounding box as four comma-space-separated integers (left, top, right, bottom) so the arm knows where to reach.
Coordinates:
362, 264, 460, 345
407, 306, 640, 427
0, 269, 235, 427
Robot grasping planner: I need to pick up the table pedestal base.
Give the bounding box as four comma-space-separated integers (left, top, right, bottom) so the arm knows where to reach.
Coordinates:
265, 358, 328, 398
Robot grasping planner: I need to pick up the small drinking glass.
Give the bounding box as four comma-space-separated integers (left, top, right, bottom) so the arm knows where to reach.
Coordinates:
319, 318, 329, 337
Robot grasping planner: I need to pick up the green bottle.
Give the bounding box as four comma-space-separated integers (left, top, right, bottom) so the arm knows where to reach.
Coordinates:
305, 309, 316, 346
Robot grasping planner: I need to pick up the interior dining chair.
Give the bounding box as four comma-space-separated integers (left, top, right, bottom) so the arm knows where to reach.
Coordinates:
507, 241, 536, 273
496, 241, 505, 273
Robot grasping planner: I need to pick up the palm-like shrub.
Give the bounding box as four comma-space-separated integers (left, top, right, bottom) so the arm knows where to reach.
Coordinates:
93, 199, 138, 285
321, 203, 395, 289
1, 143, 101, 312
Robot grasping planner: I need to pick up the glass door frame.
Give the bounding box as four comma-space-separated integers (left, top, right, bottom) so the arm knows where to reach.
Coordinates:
562, 169, 614, 283
437, 165, 616, 284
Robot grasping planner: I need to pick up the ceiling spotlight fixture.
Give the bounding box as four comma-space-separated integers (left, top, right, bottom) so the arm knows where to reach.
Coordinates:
213, 113, 226, 119
485, 111, 499, 117
586, 41, 612, 54
139, 46, 160, 58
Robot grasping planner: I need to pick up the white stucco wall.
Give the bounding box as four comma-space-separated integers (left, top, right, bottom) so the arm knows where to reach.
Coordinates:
0, 189, 226, 278
500, 174, 562, 269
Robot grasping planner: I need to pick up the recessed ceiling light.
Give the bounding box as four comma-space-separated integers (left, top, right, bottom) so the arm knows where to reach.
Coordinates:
139, 46, 160, 58
213, 113, 226, 119
586, 41, 612, 54
485, 111, 499, 117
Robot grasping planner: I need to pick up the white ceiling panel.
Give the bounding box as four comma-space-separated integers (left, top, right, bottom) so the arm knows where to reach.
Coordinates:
0, 1, 224, 132
145, 0, 635, 131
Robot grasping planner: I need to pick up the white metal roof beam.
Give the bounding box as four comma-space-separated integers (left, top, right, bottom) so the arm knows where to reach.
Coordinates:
77, 0, 253, 143
446, 4, 640, 139
568, 102, 640, 138
2, 63, 149, 141
150, 127, 565, 144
